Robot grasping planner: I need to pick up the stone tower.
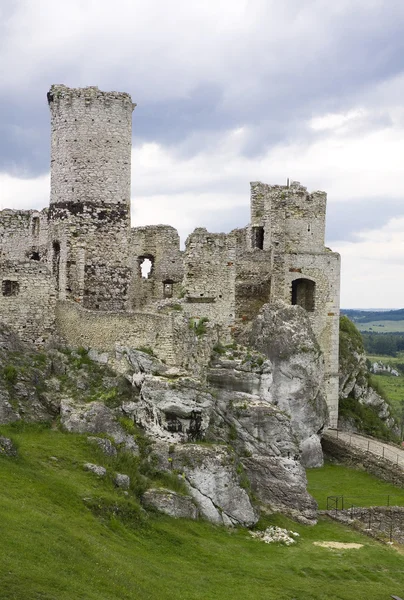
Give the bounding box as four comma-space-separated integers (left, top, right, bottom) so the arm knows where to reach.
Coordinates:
249, 181, 340, 427
47, 84, 135, 310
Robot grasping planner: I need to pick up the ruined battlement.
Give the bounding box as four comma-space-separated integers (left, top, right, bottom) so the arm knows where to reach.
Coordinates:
250, 181, 327, 254
47, 85, 135, 108
0, 84, 341, 427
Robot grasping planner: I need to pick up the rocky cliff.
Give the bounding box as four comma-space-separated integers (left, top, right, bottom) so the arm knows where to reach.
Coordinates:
338, 316, 396, 437
0, 302, 329, 526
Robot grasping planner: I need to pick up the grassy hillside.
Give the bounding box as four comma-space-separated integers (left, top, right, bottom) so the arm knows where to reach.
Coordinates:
1, 424, 404, 600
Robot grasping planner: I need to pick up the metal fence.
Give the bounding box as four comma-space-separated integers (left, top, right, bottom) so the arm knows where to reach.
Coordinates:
326, 494, 404, 511
326, 429, 404, 467
326, 499, 404, 544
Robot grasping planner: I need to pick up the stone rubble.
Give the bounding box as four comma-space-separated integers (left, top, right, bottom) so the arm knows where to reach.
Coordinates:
249, 526, 300, 545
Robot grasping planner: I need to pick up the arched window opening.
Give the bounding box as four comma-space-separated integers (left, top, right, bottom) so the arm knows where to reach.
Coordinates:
291, 278, 315, 312
252, 226, 264, 250
163, 280, 174, 298
52, 241, 61, 290
2, 280, 19, 297
32, 217, 40, 236
138, 255, 154, 279
29, 251, 40, 261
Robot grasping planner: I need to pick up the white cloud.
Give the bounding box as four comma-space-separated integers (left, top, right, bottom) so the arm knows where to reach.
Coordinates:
334, 217, 404, 308
0, 172, 49, 211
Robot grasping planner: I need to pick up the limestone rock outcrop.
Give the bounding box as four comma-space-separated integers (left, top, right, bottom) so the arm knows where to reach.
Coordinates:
60, 400, 139, 454
142, 488, 199, 520
0, 436, 18, 457
121, 302, 328, 524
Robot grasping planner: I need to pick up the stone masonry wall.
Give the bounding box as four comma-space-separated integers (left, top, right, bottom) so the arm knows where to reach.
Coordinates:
56, 301, 176, 363
0, 209, 49, 263
47, 85, 135, 310
233, 227, 272, 324
55, 300, 218, 371
250, 180, 327, 254
0, 261, 56, 346
322, 435, 404, 487
182, 229, 236, 338
130, 225, 183, 309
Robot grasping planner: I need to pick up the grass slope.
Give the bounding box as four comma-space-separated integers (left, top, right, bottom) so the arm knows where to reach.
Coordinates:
1, 426, 404, 599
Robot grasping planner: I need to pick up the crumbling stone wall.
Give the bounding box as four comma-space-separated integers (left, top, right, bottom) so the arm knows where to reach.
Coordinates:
250, 180, 327, 254
130, 225, 183, 309
55, 301, 176, 362
181, 229, 236, 339
0, 209, 49, 263
233, 227, 272, 324
328, 507, 404, 545
47, 85, 135, 310
55, 300, 217, 370
0, 261, 56, 345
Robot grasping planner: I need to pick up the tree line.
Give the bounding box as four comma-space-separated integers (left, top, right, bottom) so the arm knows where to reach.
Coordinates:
361, 332, 404, 356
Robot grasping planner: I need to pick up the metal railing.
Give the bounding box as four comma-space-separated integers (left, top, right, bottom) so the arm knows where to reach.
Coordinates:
325, 429, 404, 467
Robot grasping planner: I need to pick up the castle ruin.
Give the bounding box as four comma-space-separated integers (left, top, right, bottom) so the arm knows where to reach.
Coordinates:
0, 85, 341, 427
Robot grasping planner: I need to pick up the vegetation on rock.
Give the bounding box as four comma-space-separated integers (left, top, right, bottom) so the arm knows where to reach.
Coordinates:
338, 316, 398, 442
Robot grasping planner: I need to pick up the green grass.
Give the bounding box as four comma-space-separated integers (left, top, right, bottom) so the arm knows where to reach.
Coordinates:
357, 320, 404, 332
1, 427, 404, 599
370, 373, 404, 419
366, 352, 404, 423
367, 353, 404, 366
307, 463, 404, 509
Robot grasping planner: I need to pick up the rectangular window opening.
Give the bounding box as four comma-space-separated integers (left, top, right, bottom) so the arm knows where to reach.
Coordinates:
2, 280, 19, 297
252, 226, 264, 250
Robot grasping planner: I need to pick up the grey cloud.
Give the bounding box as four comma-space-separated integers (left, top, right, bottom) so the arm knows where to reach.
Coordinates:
326, 198, 404, 245
0, 96, 49, 176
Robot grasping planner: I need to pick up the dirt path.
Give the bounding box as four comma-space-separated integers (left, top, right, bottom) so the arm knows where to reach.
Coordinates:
325, 429, 404, 468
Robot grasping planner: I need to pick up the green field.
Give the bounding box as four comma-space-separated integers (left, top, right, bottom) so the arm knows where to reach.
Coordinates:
366, 354, 404, 422
367, 354, 404, 366
1, 424, 404, 600
371, 374, 404, 417
357, 320, 404, 332
307, 463, 404, 509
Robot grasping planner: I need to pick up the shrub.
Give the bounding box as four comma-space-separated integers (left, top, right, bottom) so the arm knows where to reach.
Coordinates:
171, 304, 182, 311
3, 365, 18, 385
339, 396, 399, 443
136, 346, 155, 357
213, 343, 226, 355
190, 317, 209, 336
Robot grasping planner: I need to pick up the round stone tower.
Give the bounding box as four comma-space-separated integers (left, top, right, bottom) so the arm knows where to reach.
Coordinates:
47, 84, 135, 310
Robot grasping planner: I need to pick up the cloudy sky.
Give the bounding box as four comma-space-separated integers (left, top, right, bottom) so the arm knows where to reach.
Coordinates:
1, 0, 404, 308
